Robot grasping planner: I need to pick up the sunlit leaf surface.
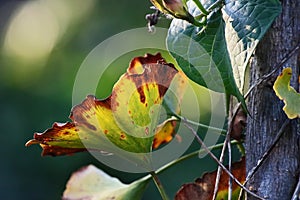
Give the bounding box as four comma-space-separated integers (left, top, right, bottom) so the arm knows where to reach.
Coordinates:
62, 165, 149, 200
26, 53, 187, 157
167, 0, 281, 110
273, 67, 300, 119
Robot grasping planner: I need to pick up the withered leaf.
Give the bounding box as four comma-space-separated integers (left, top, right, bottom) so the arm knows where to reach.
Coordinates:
175, 157, 245, 200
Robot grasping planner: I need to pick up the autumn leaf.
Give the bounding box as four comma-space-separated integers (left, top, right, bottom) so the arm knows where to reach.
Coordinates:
62, 165, 149, 200
26, 53, 187, 158
175, 157, 245, 200
273, 67, 300, 119
152, 117, 178, 149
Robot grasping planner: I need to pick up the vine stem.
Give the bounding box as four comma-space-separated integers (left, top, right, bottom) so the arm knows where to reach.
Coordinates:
144, 141, 240, 198
238, 119, 290, 200
207, 0, 224, 12
156, 140, 239, 174
227, 139, 233, 200
183, 119, 266, 200
173, 113, 227, 135
150, 171, 169, 200
292, 174, 300, 200
244, 43, 300, 100
192, 0, 209, 15
213, 100, 242, 199
212, 134, 229, 200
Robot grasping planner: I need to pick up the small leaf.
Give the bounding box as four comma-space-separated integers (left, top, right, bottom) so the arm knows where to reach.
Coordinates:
223, 0, 281, 91
152, 117, 178, 149
175, 157, 245, 200
62, 165, 149, 200
26, 53, 188, 157
273, 67, 300, 119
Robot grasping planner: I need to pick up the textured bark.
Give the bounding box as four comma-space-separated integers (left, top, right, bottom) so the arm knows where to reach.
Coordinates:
245, 0, 300, 199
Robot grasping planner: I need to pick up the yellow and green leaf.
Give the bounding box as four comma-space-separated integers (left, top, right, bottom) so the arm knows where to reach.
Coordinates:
273, 67, 300, 119
26, 53, 187, 157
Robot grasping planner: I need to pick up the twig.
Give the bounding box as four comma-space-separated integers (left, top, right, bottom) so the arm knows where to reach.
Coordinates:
173, 113, 227, 135
213, 101, 241, 199
227, 139, 233, 200
245, 119, 289, 182
156, 140, 239, 174
238, 119, 290, 200
192, 0, 209, 15
291, 174, 300, 200
150, 171, 169, 200
183, 119, 265, 200
207, 0, 224, 12
212, 133, 229, 200
244, 43, 300, 99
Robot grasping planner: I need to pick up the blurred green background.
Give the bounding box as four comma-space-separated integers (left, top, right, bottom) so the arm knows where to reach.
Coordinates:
0, 0, 241, 199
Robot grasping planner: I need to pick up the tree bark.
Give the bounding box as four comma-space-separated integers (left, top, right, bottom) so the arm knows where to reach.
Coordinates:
245, 0, 300, 199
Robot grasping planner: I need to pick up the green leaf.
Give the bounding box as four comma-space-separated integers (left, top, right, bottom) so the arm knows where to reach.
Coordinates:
167, 1, 246, 110
167, 0, 281, 110
223, 0, 281, 91
273, 67, 300, 119
63, 165, 149, 200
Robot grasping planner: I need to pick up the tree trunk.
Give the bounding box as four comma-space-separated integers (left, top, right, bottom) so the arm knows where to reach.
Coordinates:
245, 0, 300, 199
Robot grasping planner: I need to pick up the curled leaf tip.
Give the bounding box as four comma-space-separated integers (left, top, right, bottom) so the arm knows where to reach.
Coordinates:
25, 139, 39, 147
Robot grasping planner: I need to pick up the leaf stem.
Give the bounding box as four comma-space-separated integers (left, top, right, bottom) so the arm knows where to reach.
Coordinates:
150, 171, 169, 200
156, 140, 239, 174
192, 18, 206, 27
207, 0, 224, 12
192, 0, 209, 15
143, 141, 240, 198
183, 119, 266, 200
173, 113, 227, 135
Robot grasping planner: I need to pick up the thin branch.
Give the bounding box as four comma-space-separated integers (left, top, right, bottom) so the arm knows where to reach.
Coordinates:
150, 171, 169, 200
291, 174, 300, 200
173, 113, 227, 135
212, 134, 229, 200
192, 0, 209, 15
213, 101, 241, 199
227, 139, 233, 200
244, 43, 300, 99
156, 140, 239, 174
261, 43, 300, 80
207, 0, 224, 12
245, 119, 289, 182
183, 119, 265, 200
238, 119, 290, 199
